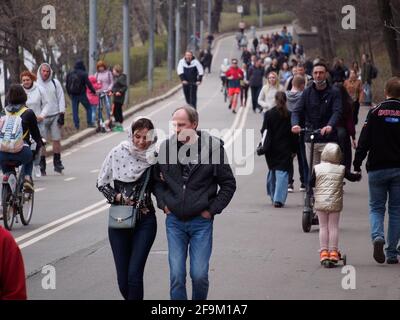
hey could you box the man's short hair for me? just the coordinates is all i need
[173,105,199,125]
[313,62,328,72]
[292,75,306,88]
[385,77,400,99]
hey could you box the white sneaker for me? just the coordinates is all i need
[34,165,42,178]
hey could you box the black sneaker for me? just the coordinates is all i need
[373,238,386,264]
[299,184,306,192]
[274,202,283,208]
[386,257,398,264]
[288,184,294,193]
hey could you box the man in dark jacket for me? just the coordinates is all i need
[177,52,204,109]
[66,60,96,129]
[353,77,400,265]
[248,58,264,113]
[153,105,236,300]
[291,63,343,167]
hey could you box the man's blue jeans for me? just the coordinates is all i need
[363,83,372,105]
[267,170,289,205]
[71,93,93,129]
[166,213,213,300]
[368,168,400,259]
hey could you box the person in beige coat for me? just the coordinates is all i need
[312,143,346,267]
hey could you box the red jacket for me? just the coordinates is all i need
[225,67,244,88]
[0,227,27,300]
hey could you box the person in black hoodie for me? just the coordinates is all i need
[353,77,400,265]
[177,52,204,109]
[66,60,96,130]
[111,64,127,132]
[248,58,264,112]
[262,92,297,208]
[153,105,236,300]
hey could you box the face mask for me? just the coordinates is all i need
[314,79,326,86]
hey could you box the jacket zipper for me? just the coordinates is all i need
[180,183,186,219]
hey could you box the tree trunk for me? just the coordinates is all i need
[211,0,223,33]
[241,0,251,16]
[133,0,149,44]
[377,0,400,76]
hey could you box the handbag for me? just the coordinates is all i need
[256,129,268,156]
[108,168,151,229]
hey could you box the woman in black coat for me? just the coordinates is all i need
[261,91,297,207]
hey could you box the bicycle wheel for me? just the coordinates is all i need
[20,190,34,226]
[2,184,15,230]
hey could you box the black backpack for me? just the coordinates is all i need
[371,65,378,79]
[67,71,83,95]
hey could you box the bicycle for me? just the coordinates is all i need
[2,162,34,230]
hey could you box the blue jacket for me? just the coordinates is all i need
[291,82,342,143]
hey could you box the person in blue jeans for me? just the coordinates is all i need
[66,60,97,130]
[153,105,236,300]
[354,77,400,264]
[97,117,158,299]
[262,92,297,208]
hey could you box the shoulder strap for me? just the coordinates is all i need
[135,168,151,209]
[6,106,28,117]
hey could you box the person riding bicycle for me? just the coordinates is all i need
[291,62,343,168]
[225,58,244,114]
[0,85,43,193]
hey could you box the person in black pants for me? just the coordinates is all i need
[248,58,264,112]
[177,51,204,109]
[111,64,128,132]
[97,118,158,300]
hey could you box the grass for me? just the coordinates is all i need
[219,11,295,33]
[62,63,180,137]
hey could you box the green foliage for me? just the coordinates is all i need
[105,35,168,85]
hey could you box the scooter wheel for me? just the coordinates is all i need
[302,211,312,233]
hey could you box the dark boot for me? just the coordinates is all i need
[40,156,47,176]
[53,153,64,174]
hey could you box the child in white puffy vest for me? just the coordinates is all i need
[312,143,347,267]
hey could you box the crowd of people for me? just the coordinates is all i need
[1,22,399,301]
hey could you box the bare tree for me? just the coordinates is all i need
[378,0,400,75]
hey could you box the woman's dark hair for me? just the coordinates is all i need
[275,91,289,118]
[7,84,27,105]
[131,118,154,134]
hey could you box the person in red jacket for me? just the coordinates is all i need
[225,59,244,114]
[0,226,27,300]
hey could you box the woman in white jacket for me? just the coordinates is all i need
[21,70,46,178]
[258,71,284,113]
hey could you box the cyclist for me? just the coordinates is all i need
[0,85,43,193]
[225,58,244,114]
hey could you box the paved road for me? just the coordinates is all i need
[11,25,400,300]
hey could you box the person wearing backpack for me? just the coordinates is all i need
[66,60,97,130]
[0,85,42,192]
[36,63,66,175]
